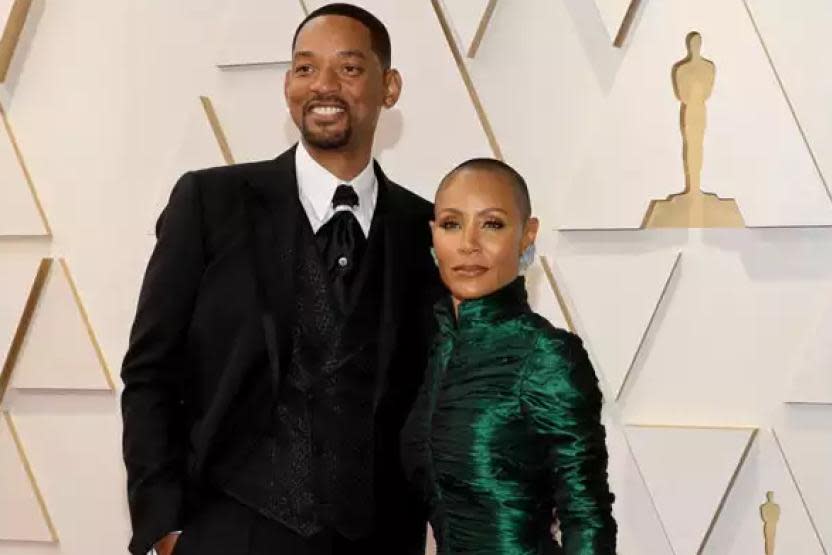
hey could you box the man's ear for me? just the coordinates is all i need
[284,67,291,101]
[383,68,403,109]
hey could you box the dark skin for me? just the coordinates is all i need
[432,168,539,316]
[154,14,403,555]
[284,14,403,181]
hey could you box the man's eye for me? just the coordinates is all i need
[483,219,505,229]
[295,65,313,75]
[343,65,364,75]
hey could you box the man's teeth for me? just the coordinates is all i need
[311,106,345,115]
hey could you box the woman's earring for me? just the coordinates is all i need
[519,243,536,274]
[430,247,439,267]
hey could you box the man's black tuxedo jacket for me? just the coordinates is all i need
[121,146,440,555]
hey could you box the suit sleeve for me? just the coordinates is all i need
[121,173,205,555]
[520,331,617,555]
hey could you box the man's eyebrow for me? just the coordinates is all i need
[293,50,314,59]
[337,50,366,59]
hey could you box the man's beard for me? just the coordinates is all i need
[300,114,352,150]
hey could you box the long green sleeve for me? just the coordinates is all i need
[520,331,617,555]
[401,277,617,554]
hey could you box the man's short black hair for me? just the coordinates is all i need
[292,3,392,70]
[440,158,532,220]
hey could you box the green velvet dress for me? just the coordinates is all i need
[401,277,616,555]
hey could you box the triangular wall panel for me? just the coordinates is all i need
[560,0,832,229]
[148,95,232,232]
[0,257,49,404]
[593,0,638,45]
[0,411,56,542]
[774,427,832,552]
[626,425,756,555]
[787,295,832,404]
[0,106,49,236]
[606,419,674,554]
[556,250,681,399]
[10,259,113,391]
[526,256,569,333]
[215,0,306,67]
[703,430,826,554]
[439,0,497,58]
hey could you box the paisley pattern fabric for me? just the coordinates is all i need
[401,277,616,554]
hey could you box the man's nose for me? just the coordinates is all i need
[310,67,340,95]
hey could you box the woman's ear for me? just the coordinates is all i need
[521,217,540,251]
[429,220,435,233]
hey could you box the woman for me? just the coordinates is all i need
[401,159,617,554]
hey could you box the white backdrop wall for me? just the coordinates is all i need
[1,1,831,554]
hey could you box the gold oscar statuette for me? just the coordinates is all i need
[760,491,780,555]
[642,31,745,228]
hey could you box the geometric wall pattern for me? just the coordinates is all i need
[2,0,832,554]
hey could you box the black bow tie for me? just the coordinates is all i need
[332,184,359,209]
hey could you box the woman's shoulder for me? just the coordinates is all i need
[519,312,585,355]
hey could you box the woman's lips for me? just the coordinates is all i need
[452,265,488,278]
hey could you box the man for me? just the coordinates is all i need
[121,4,441,554]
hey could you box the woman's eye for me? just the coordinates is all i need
[439,220,461,230]
[483,219,505,229]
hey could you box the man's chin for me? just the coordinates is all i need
[302,131,351,151]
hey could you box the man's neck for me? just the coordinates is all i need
[302,140,373,182]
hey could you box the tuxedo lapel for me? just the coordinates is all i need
[243,146,300,396]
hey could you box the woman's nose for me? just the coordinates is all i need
[458,225,480,253]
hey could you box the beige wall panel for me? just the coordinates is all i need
[438,0,495,58]
[209,66,297,163]
[0,412,54,542]
[621,230,832,425]
[10,260,112,391]
[605,419,674,554]
[0,107,47,236]
[703,430,825,554]
[593,0,636,44]
[776,421,832,551]
[215,0,305,67]
[787,295,832,404]
[556,249,681,400]
[559,0,832,229]
[147,96,230,232]
[746,0,832,204]
[525,258,569,332]
[465,0,613,229]
[626,425,756,555]
[1,405,131,554]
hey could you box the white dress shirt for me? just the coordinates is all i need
[149,144,378,555]
[295,140,378,236]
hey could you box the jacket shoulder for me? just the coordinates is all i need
[385,179,434,219]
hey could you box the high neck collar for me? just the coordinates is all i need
[435,277,530,332]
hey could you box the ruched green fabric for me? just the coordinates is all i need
[401,277,616,555]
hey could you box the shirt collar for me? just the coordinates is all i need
[295,141,377,225]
